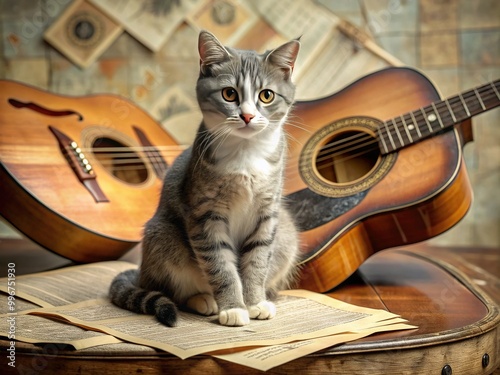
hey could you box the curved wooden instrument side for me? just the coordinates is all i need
[0,81,180,261]
[286,68,474,292]
[0,164,136,262]
[297,159,473,291]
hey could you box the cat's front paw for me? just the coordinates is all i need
[219,308,249,326]
[248,301,276,320]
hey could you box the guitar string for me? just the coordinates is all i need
[71,93,498,175]
[298,82,498,161]
[61,83,499,173]
[302,85,499,170]
[379,84,497,146]
[311,91,496,170]
[71,83,500,166]
[377,84,498,149]
[379,82,498,143]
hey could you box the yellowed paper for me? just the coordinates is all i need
[0,293,40,315]
[213,322,417,371]
[27,289,406,360]
[0,314,122,350]
[0,261,137,308]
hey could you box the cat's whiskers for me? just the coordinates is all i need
[284,131,302,148]
[210,125,234,162]
[194,122,231,172]
[284,116,313,134]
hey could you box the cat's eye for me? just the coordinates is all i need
[259,89,275,104]
[222,87,238,102]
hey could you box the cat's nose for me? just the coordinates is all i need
[240,113,255,124]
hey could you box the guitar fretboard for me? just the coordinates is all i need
[377,79,500,154]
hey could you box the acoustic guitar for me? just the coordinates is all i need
[0,68,498,292]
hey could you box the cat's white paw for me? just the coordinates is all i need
[219,308,249,326]
[248,301,276,320]
[186,293,218,316]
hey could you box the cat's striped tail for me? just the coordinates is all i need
[109,269,178,327]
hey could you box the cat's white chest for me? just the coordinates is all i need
[226,175,259,246]
[225,153,272,177]
[223,168,272,247]
[215,132,279,177]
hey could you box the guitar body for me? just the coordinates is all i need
[288,68,474,292]
[0,81,180,262]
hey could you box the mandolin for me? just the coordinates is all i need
[0,81,184,262]
[1,67,498,292]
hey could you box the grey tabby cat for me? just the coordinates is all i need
[109,30,300,327]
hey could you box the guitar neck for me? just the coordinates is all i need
[378,79,500,154]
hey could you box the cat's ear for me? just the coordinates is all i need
[198,31,231,75]
[265,38,300,78]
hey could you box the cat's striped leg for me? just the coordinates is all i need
[240,213,278,320]
[190,214,249,326]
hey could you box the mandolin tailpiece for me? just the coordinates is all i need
[48,125,109,203]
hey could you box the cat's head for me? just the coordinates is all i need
[196,30,300,140]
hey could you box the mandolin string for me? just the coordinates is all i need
[61,144,187,173]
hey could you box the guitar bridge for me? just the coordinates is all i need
[48,126,109,203]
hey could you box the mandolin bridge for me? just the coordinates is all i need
[48,126,109,203]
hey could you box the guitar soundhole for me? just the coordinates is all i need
[299,116,396,198]
[315,130,380,184]
[92,137,148,185]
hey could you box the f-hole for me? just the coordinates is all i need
[8,98,83,120]
[315,130,380,184]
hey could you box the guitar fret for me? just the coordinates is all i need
[472,89,486,110]
[383,121,396,150]
[450,95,471,121]
[420,107,434,133]
[458,93,471,116]
[377,126,389,154]
[409,111,422,138]
[391,119,404,147]
[394,117,410,145]
[491,82,500,100]
[400,115,413,143]
[431,103,444,128]
[444,99,457,122]
[375,78,498,155]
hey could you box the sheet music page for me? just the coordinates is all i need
[0,262,416,369]
[213,321,416,371]
[0,313,122,350]
[0,261,137,307]
[25,289,408,359]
